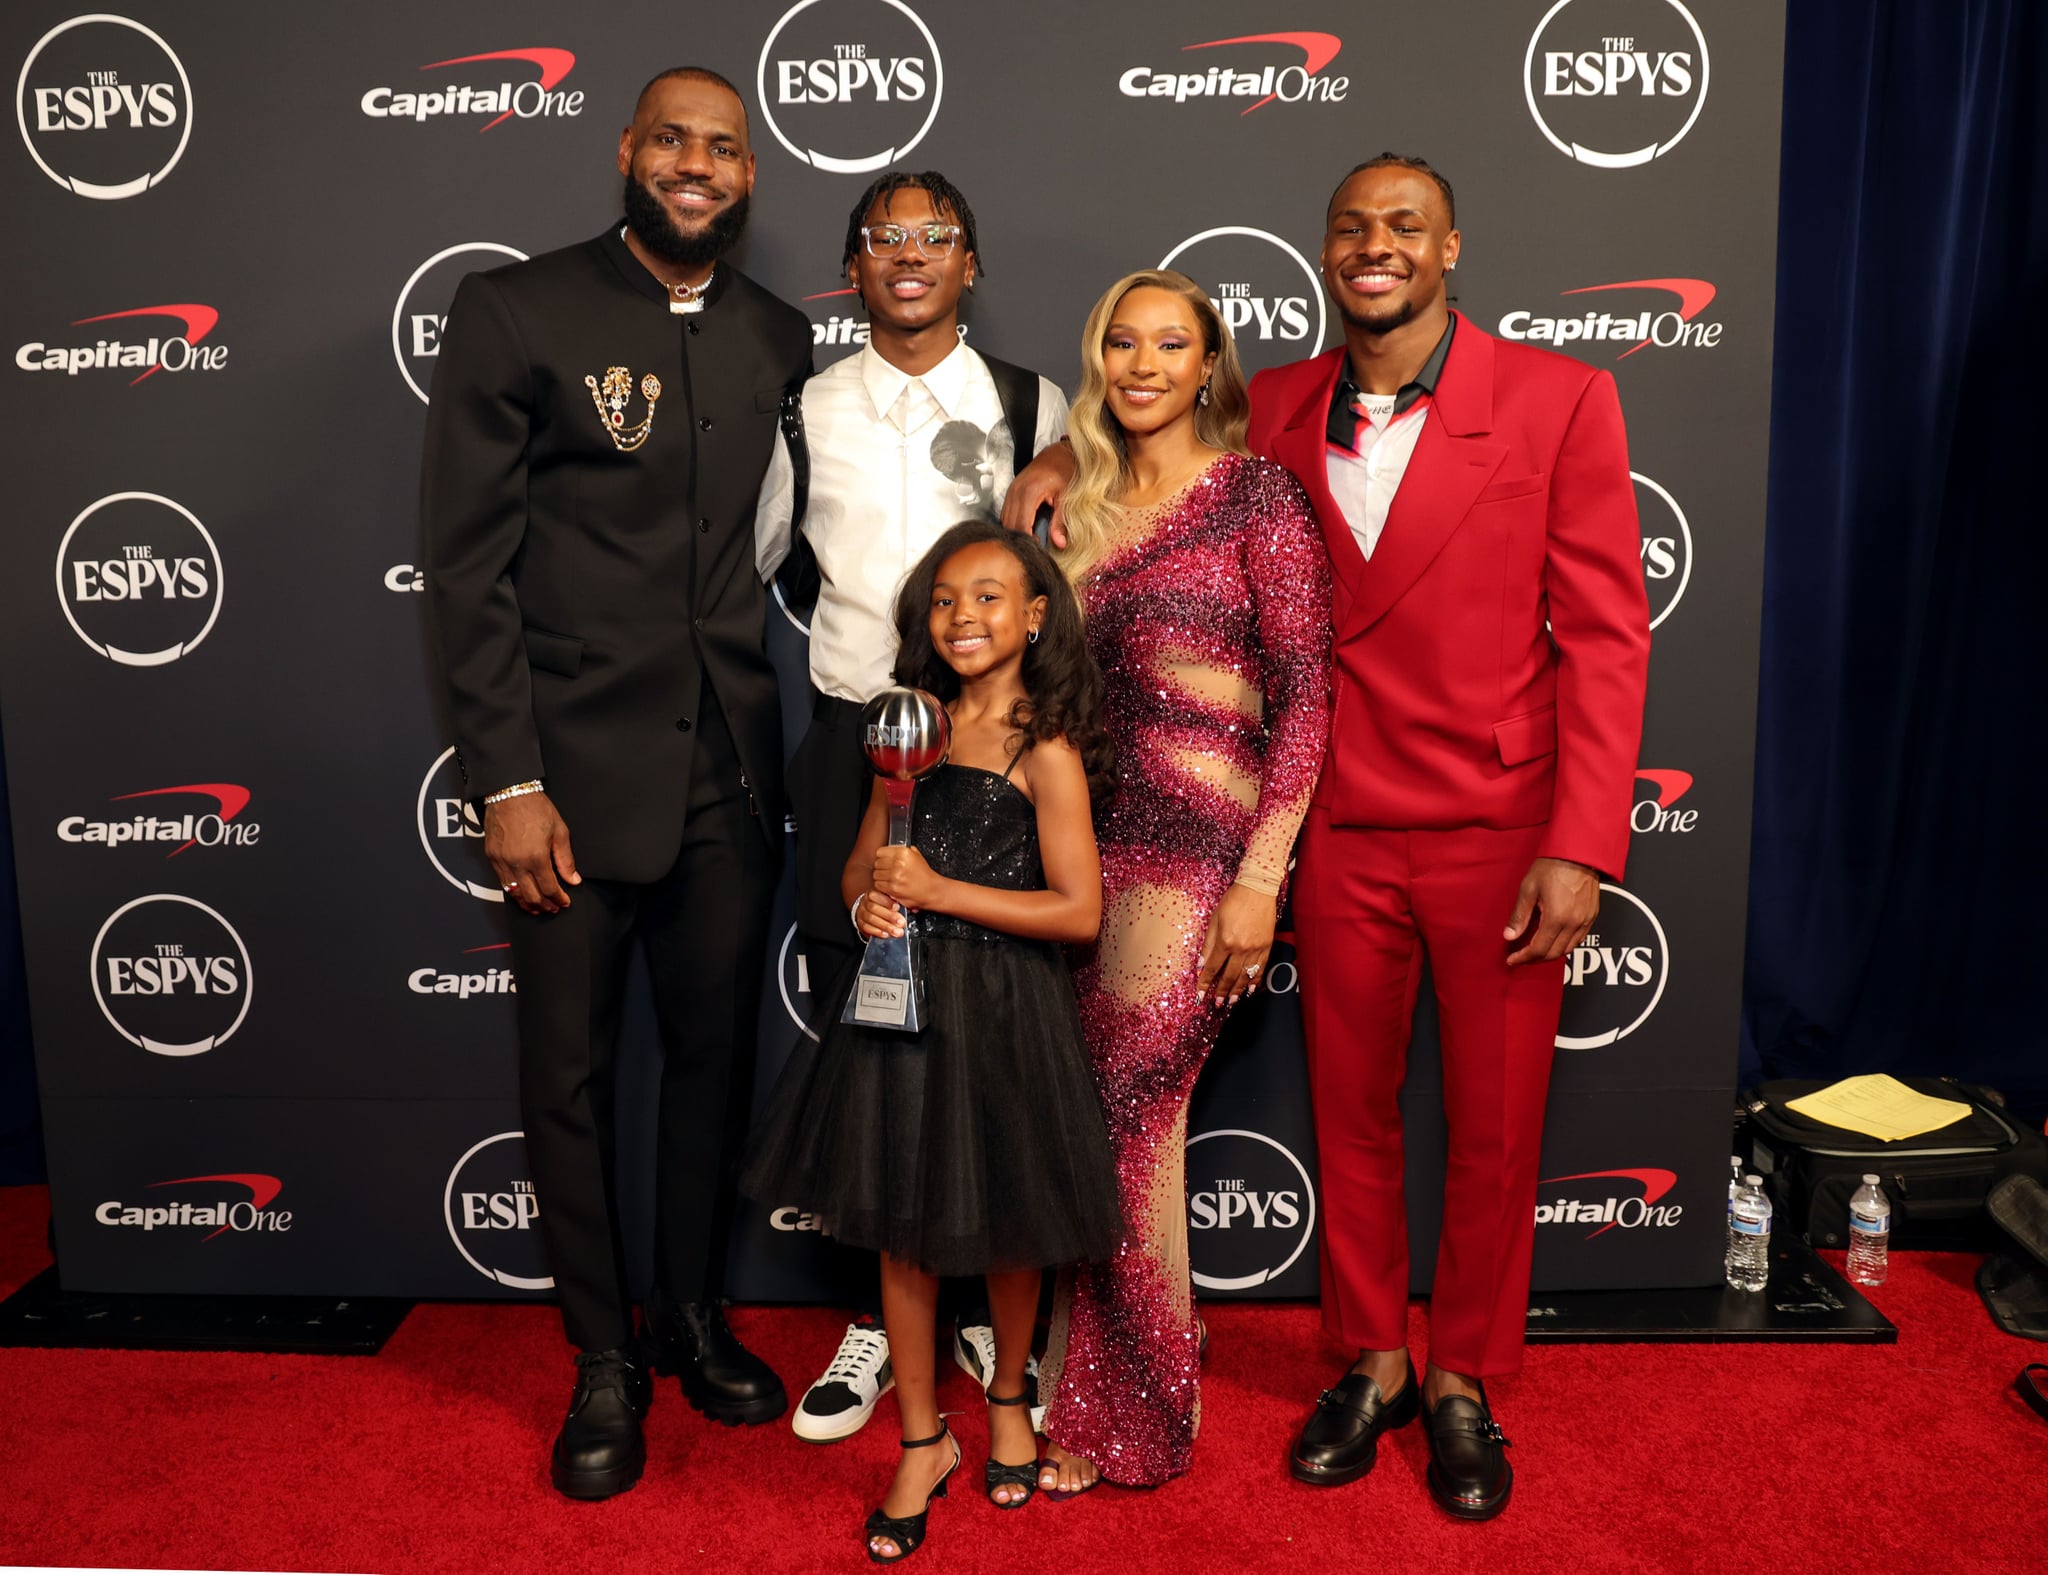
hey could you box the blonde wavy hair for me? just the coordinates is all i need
[1058,269,1251,579]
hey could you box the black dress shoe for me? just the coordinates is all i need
[643,1294,787,1426]
[550,1347,649,1500]
[1423,1383,1513,1520]
[1289,1358,1420,1486]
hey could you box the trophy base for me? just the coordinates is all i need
[842,931,925,1033]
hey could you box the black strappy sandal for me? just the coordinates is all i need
[864,1425,959,1564]
[984,1391,1039,1509]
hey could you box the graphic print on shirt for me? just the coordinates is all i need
[927,417,1012,520]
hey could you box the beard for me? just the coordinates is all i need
[622,173,751,268]
[1340,296,1416,337]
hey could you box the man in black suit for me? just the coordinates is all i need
[422,67,810,1500]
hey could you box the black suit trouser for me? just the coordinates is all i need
[506,707,773,1352]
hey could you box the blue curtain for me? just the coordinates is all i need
[1743,0,2048,1107]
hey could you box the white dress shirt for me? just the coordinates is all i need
[1325,393,1430,561]
[755,340,1068,702]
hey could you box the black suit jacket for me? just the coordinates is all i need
[422,228,811,880]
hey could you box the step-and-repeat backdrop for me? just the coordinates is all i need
[2,2,1782,1303]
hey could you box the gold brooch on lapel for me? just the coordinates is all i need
[585,366,662,452]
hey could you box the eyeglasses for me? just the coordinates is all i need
[861,222,964,260]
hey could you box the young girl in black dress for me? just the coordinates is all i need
[744,520,1122,1563]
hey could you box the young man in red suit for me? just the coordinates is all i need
[1006,154,1649,1521]
[1259,155,1649,1520]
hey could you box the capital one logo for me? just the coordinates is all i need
[392,242,527,403]
[1186,1129,1316,1291]
[1633,470,1692,629]
[757,0,942,174]
[1634,770,1699,835]
[16,14,192,198]
[95,1174,290,1239]
[1498,279,1722,360]
[91,894,252,1056]
[1556,882,1669,1050]
[1158,228,1327,379]
[409,941,517,1000]
[1119,32,1348,113]
[418,746,502,902]
[1524,0,1709,168]
[1534,1168,1683,1236]
[444,1133,551,1289]
[361,48,583,131]
[17,303,226,384]
[59,782,258,857]
[56,492,222,666]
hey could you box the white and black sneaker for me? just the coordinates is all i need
[953,1320,1045,1433]
[792,1319,893,1443]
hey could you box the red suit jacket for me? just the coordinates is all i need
[1248,312,1650,879]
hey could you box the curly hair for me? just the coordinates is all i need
[891,520,1116,803]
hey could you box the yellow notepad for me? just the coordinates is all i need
[1784,1074,1974,1142]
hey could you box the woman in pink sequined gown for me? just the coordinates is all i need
[1037,271,1331,1490]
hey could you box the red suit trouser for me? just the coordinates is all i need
[1295,810,1566,1378]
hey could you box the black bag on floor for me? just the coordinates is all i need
[1739,1077,2048,1250]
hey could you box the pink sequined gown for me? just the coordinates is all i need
[1039,451,1331,1485]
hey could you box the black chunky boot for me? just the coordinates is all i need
[642,1293,787,1425]
[550,1347,651,1500]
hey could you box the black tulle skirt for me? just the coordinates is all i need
[742,934,1124,1278]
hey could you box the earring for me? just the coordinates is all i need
[1198,381,1212,407]
[1028,627,1040,644]
[1447,260,1457,271]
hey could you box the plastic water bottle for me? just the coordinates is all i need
[1846,1174,1890,1286]
[1726,1174,1771,1292]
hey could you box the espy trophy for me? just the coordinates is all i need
[843,687,951,1032]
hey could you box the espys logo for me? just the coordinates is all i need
[56,492,222,666]
[1119,31,1347,113]
[1556,882,1669,1051]
[392,242,527,403]
[16,14,191,199]
[59,782,258,857]
[1497,279,1722,360]
[1524,0,1709,168]
[409,941,516,1000]
[1634,770,1697,835]
[95,1174,290,1239]
[757,0,942,175]
[1186,1129,1316,1291]
[1158,228,1327,379]
[778,921,821,1042]
[17,303,225,384]
[361,48,582,131]
[417,746,502,902]
[1534,1168,1683,1236]
[444,1133,551,1289]
[1633,470,1692,629]
[90,894,252,1057]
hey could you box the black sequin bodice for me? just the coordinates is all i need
[909,764,1041,943]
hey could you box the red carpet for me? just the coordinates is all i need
[0,1183,2041,1574]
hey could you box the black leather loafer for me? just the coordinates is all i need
[550,1347,650,1500]
[1423,1384,1513,1520]
[1289,1358,1420,1486]
[643,1294,787,1425]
